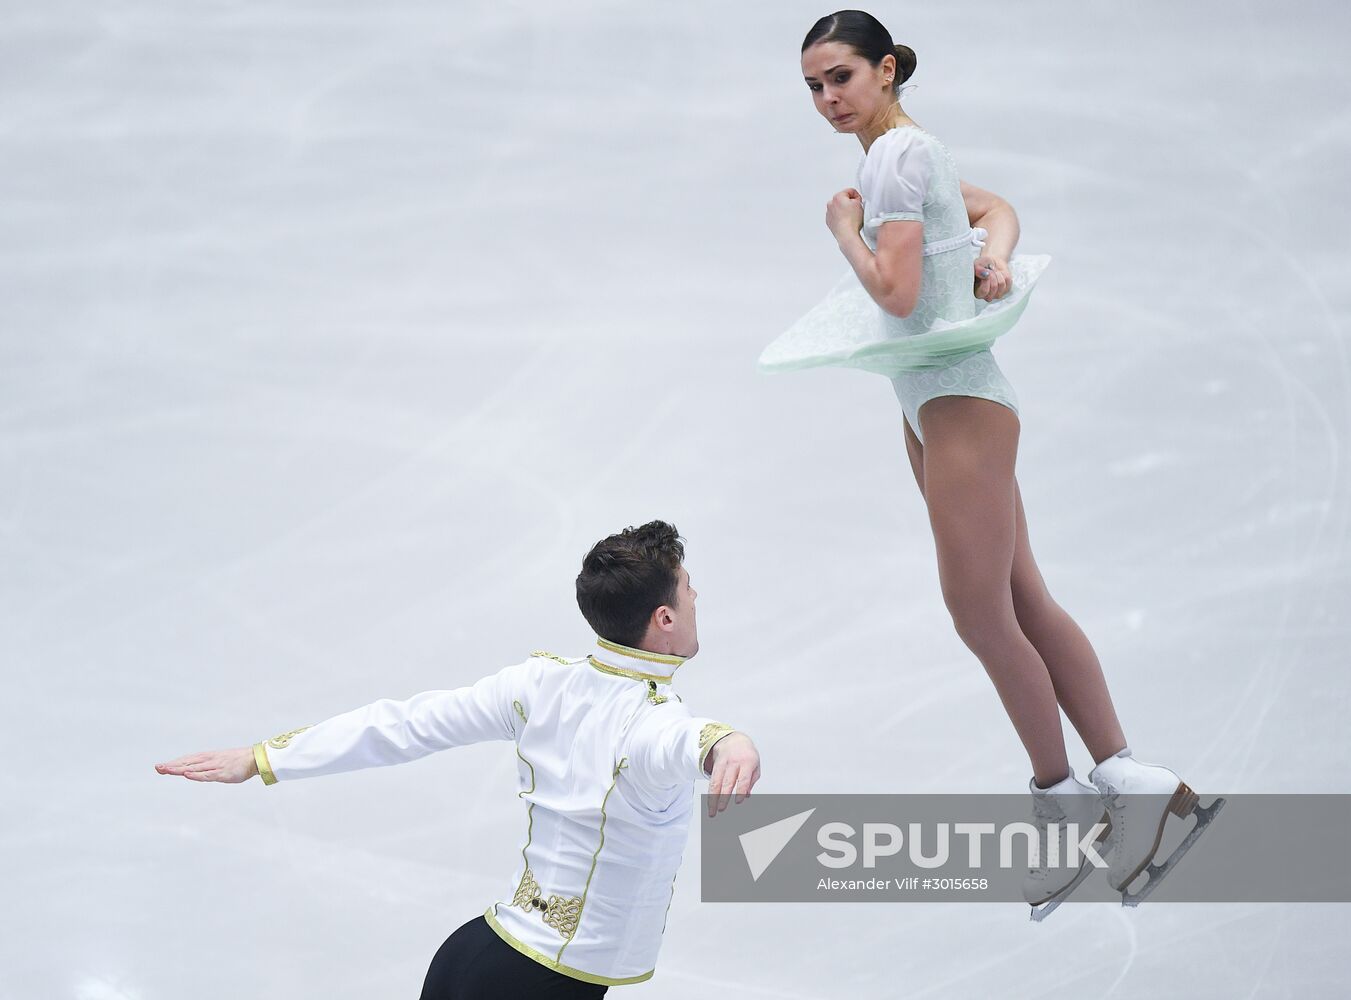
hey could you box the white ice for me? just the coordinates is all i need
[3,1,1349,997]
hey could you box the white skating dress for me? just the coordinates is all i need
[757,125,1052,444]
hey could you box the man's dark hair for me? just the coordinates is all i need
[576,520,685,648]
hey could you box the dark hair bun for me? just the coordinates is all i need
[893,43,917,85]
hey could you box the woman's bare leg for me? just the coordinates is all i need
[915,397,1070,787]
[1007,478,1128,764]
[904,411,1129,769]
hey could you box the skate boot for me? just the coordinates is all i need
[1024,769,1112,922]
[1088,748,1226,907]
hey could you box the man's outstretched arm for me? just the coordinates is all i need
[156,660,534,785]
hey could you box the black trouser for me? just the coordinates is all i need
[420,915,609,999]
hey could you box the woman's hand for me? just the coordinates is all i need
[156,747,257,783]
[973,254,1011,302]
[826,188,865,243]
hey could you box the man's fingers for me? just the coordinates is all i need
[707,753,763,816]
[715,764,741,814]
[175,756,225,778]
[716,767,735,814]
[708,759,728,817]
[733,764,755,802]
[161,752,209,769]
[158,750,246,782]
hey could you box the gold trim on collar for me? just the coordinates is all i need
[587,655,673,685]
[595,636,686,667]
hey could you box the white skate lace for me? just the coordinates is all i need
[1096,786,1123,815]
[1028,795,1066,876]
[1096,786,1125,853]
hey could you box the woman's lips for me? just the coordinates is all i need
[835,113,854,123]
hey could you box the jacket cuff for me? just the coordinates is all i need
[697,723,736,774]
[253,742,277,785]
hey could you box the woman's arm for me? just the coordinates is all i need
[828,189,921,318]
[961,180,1020,259]
[961,180,1019,301]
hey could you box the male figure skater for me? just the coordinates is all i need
[156,520,760,998]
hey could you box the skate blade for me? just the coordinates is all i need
[1120,796,1226,908]
[1113,782,1200,890]
[1028,867,1089,922]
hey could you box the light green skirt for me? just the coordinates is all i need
[757,253,1052,377]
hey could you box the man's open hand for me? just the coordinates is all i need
[156,748,257,783]
[705,732,760,817]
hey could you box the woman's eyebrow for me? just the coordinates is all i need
[803,65,849,81]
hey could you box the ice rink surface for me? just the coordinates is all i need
[4,1,1349,997]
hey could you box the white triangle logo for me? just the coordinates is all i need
[738,808,816,882]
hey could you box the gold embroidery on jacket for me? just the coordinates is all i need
[513,867,541,908]
[266,726,310,749]
[542,896,582,937]
[646,679,668,705]
[531,650,574,665]
[512,867,583,938]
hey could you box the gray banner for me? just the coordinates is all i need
[699,794,1351,903]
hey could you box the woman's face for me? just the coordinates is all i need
[801,41,894,134]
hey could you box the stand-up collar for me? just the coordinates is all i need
[588,635,687,685]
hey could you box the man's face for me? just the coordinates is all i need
[668,563,699,658]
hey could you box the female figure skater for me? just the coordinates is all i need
[761,10,1222,917]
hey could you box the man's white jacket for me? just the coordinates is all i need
[252,636,736,987]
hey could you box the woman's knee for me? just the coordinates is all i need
[1012,584,1062,636]
[941,587,1022,654]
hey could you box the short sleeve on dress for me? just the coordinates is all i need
[866,133,933,227]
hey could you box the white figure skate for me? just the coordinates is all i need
[1025,769,1112,922]
[1089,749,1226,907]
